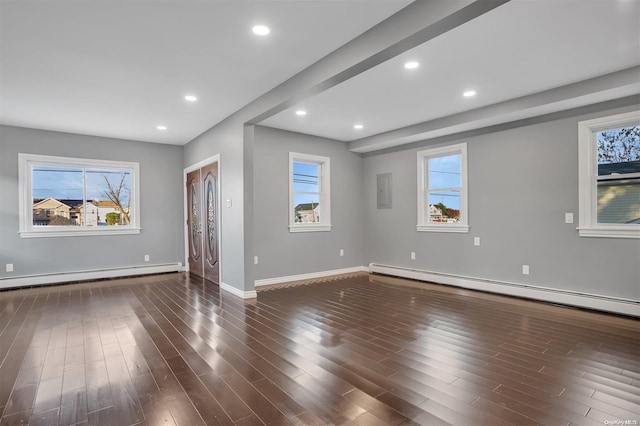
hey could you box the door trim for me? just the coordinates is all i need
[183,154,221,281]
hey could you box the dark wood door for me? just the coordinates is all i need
[201,162,219,283]
[187,169,203,277]
[187,163,219,283]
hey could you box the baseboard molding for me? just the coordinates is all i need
[255,266,368,288]
[0,263,184,290]
[369,263,640,317]
[219,282,258,299]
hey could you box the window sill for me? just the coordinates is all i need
[417,224,469,233]
[578,226,640,239]
[289,224,332,233]
[19,227,142,238]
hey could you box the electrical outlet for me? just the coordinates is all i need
[474,237,480,246]
[6,264,14,272]
[522,265,530,275]
[144,254,150,262]
[411,252,416,260]
[565,212,574,224]
[339,249,344,257]
[254,256,259,265]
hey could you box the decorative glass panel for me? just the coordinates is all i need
[206,178,216,259]
[191,182,199,257]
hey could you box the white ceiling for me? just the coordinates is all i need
[1,0,639,152]
[0,0,410,145]
[262,0,640,148]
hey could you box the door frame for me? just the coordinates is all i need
[183,154,221,280]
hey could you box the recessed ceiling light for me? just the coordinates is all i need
[157,125,167,130]
[354,124,364,129]
[463,90,477,97]
[252,25,270,36]
[296,110,307,116]
[404,61,420,69]
[184,95,198,102]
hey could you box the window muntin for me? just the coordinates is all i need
[417,143,468,233]
[578,111,640,238]
[19,154,140,237]
[289,152,331,232]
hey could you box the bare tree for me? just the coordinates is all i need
[597,127,640,164]
[102,174,131,224]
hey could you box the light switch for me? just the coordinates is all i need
[225,199,232,208]
[565,213,574,224]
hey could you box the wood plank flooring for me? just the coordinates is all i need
[0,272,638,425]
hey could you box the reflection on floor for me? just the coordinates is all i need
[0,272,638,425]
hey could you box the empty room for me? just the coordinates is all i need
[1,0,639,425]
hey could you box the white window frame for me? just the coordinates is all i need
[578,110,640,239]
[417,143,469,233]
[289,152,331,233]
[18,153,141,238]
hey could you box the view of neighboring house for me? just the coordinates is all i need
[428,204,460,223]
[428,204,443,222]
[32,198,124,226]
[32,198,71,226]
[75,201,99,226]
[597,160,640,224]
[96,200,122,224]
[295,202,320,223]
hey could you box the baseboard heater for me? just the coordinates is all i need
[0,262,184,291]
[368,263,639,318]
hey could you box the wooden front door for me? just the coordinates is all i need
[187,162,219,283]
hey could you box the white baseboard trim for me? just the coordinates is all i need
[0,263,184,290]
[255,266,368,288]
[219,282,258,299]
[369,263,640,317]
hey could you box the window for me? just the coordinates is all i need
[578,111,640,238]
[289,152,331,232]
[417,143,468,233]
[19,153,141,237]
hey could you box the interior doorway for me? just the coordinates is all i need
[185,159,219,283]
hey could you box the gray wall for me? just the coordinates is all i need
[0,125,184,279]
[362,103,640,301]
[183,119,248,291]
[252,126,363,280]
[180,1,470,294]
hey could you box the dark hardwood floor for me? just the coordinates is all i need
[0,272,638,426]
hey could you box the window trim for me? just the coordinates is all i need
[416,143,469,233]
[577,110,640,239]
[288,152,331,233]
[18,153,141,238]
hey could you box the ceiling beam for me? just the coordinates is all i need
[245,0,510,126]
[348,66,640,153]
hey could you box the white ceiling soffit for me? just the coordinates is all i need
[0,0,411,145]
[261,0,640,153]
